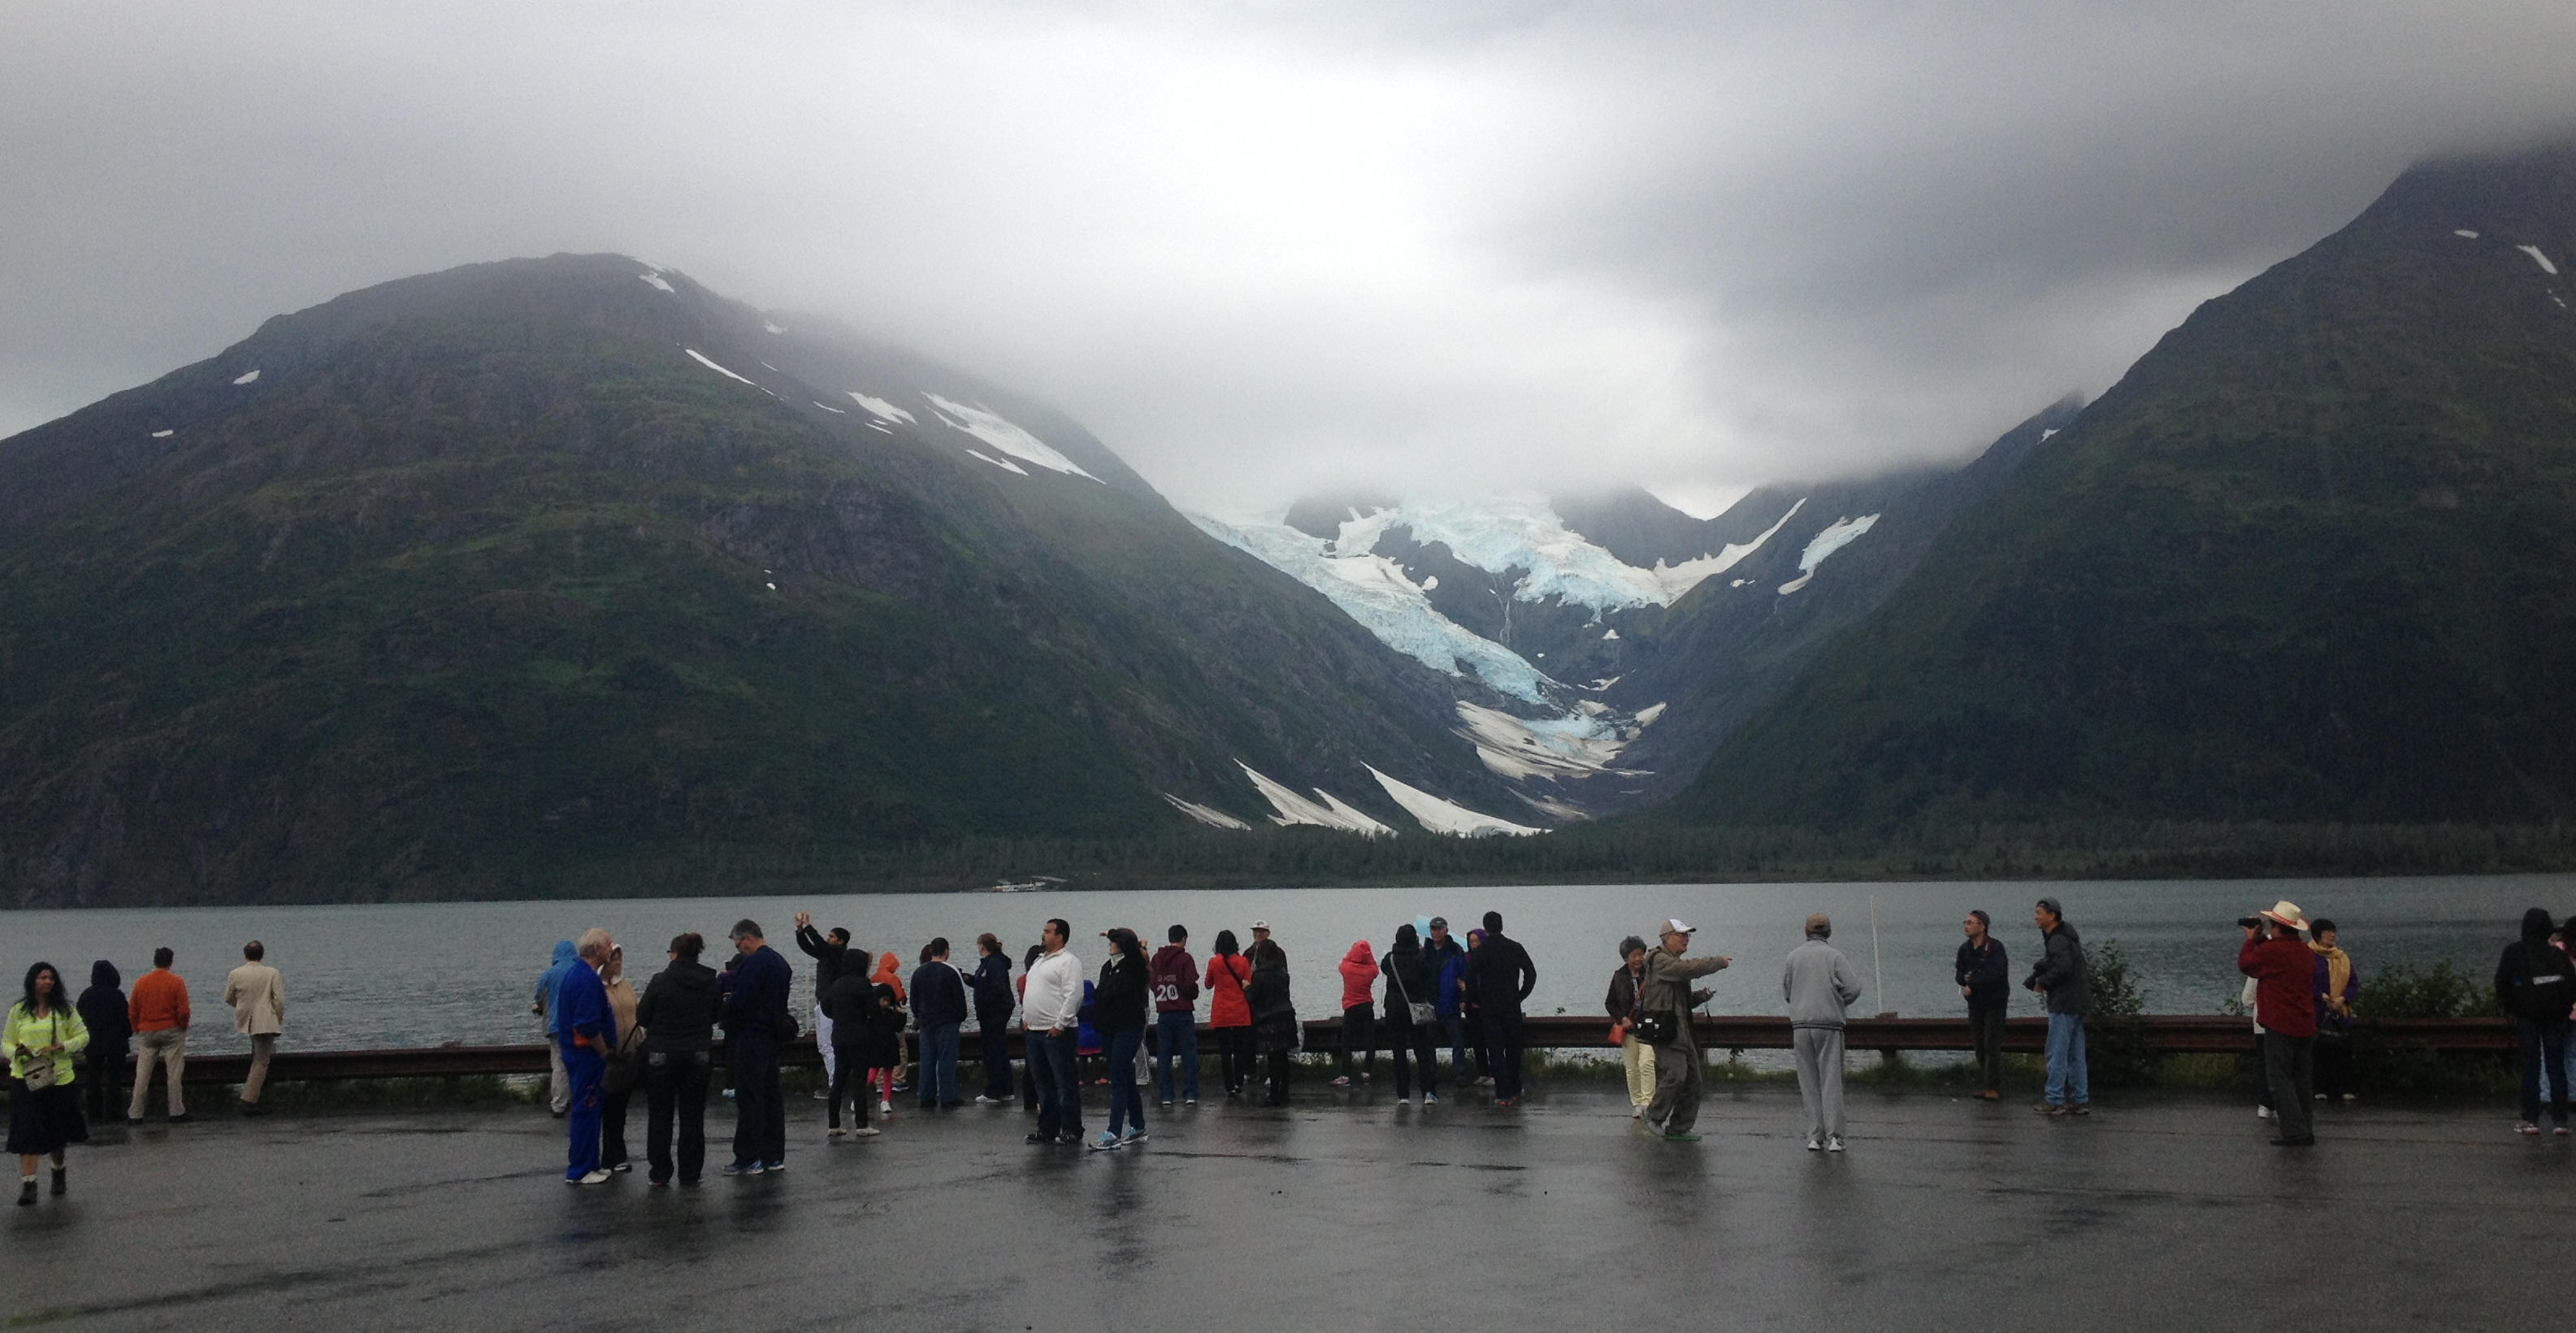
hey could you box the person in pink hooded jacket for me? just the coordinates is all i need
[1334,940,1378,1087]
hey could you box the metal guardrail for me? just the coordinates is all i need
[149,1014,2513,1084]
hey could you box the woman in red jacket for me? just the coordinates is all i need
[1203,931,1252,1099]
[1334,940,1378,1088]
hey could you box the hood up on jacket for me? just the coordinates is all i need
[550,940,579,967]
[1342,941,1377,969]
[89,959,120,989]
[2522,907,2556,944]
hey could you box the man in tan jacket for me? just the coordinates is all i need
[223,941,285,1117]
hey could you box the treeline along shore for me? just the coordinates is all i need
[37,818,2575,907]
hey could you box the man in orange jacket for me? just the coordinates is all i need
[128,946,192,1123]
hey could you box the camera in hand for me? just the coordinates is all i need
[2236,916,2264,929]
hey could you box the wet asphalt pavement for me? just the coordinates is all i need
[8,1077,2572,1331]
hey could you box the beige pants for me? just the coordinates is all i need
[131,1028,188,1118]
[1621,1034,1658,1107]
[242,1033,277,1103]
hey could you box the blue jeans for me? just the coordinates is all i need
[1107,1028,1147,1137]
[2045,1011,2089,1106]
[1155,1011,1200,1102]
[562,1044,603,1179]
[918,1022,961,1107]
[2518,1018,2570,1125]
[1031,1030,1082,1140]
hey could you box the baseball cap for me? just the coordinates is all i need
[1661,918,1696,936]
[1428,916,1448,930]
[1251,920,1271,931]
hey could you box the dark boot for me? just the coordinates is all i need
[15,1179,33,1206]
[50,1166,65,1196]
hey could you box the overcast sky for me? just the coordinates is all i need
[7,2,2575,515]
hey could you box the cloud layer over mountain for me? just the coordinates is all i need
[7,2,2576,510]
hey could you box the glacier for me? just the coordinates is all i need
[1188,514,1556,705]
[1325,494,1793,615]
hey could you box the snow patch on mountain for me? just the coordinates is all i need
[232,369,260,385]
[2455,229,2481,239]
[923,393,1100,481]
[2517,244,2560,276]
[637,271,674,293]
[1365,766,1542,836]
[1189,515,1555,704]
[763,320,785,334]
[811,401,845,414]
[967,449,1030,475]
[1164,794,1251,831]
[848,392,915,423]
[1238,762,1394,836]
[684,349,758,387]
[1778,513,1880,595]
[150,429,174,438]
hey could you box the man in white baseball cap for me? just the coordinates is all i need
[1638,918,1732,1140]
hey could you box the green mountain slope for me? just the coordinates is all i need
[1673,145,2576,827]
[0,255,1513,904]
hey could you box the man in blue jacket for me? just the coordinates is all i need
[557,930,617,1185]
[1426,918,1469,1084]
[533,940,579,1117]
[910,939,969,1109]
[720,919,794,1175]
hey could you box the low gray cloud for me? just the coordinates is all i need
[6,2,2574,513]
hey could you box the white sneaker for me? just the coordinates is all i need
[2256,1105,2274,1119]
[1396,1096,1412,1105]
[1806,1135,1822,1152]
[1330,1076,1351,1087]
[851,1127,881,1137]
[571,1169,612,1186]
[974,1096,1000,1105]
[1826,1135,1845,1153]
[1089,1131,1123,1152]
[1631,1105,1644,1119]
[880,1100,892,1114]
[826,1127,846,1139]
[1423,1093,1438,1105]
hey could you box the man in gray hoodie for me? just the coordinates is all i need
[1783,914,1862,1153]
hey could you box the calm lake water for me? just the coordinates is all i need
[5,875,2569,1056]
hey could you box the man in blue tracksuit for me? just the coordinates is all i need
[721,919,795,1175]
[534,940,579,1116]
[557,930,616,1184]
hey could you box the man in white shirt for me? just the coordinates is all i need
[223,941,285,1118]
[1020,918,1085,1145]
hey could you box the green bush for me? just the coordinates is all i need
[2083,939,2158,1086]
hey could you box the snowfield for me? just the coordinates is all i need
[848,391,915,423]
[1778,513,1880,594]
[683,349,758,387]
[1238,762,1394,836]
[1164,794,1251,831]
[1364,766,1541,836]
[924,393,1101,481]
[1452,700,1653,783]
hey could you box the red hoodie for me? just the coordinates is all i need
[1151,944,1200,1014]
[1338,941,1377,1012]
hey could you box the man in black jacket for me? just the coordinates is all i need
[2495,907,2574,1135]
[1467,911,1538,1105]
[1956,911,2010,1101]
[910,940,970,1109]
[635,932,719,1186]
[793,913,856,1096]
[719,919,795,1175]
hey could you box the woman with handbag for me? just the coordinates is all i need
[1380,924,1441,1105]
[1204,931,1253,1099]
[9,962,90,1206]
[598,944,644,1173]
[1605,936,1658,1120]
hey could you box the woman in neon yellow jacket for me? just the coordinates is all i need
[8,961,91,1206]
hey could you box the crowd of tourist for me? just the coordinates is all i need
[10,899,2576,1202]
